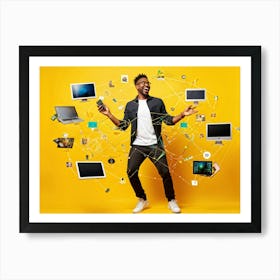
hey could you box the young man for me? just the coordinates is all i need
[97,74,197,213]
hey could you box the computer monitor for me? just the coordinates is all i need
[185,88,206,102]
[76,161,106,179]
[70,82,96,101]
[206,122,232,144]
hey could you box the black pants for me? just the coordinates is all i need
[127,145,175,201]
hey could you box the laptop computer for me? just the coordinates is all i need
[55,106,83,124]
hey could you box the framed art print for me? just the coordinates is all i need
[19,46,261,233]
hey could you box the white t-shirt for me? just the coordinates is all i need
[133,99,157,146]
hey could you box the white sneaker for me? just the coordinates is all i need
[168,199,181,213]
[133,198,149,213]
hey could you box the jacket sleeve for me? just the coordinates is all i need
[118,103,131,130]
[160,99,175,126]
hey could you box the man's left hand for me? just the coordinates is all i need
[183,105,198,116]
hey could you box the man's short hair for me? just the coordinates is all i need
[134,73,148,85]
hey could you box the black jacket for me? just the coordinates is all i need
[118,95,175,147]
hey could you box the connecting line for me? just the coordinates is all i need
[181,124,208,155]
[102,142,119,154]
[104,168,126,180]
[162,74,202,90]
[134,146,170,169]
[190,138,206,154]
[137,171,191,186]
[201,83,222,110]
[163,146,179,158]
[162,79,186,101]
[96,81,112,88]
[164,76,190,85]
[127,145,193,185]
[66,150,77,176]
[215,140,234,167]
[210,136,237,163]
[95,180,109,192]
[161,77,177,92]
[165,136,177,146]
[66,151,72,161]
[127,168,139,179]
[151,112,171,117]
[68,167,77,177]
[151,112,173,125]
[208,144,223,159]
[154,151,166,163]
[96,129,120,154]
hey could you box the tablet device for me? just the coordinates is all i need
[193,161,212,176]
[76,161,106,179]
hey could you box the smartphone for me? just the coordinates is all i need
[96,99,105,110]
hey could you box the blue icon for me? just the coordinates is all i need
[180,122,188,128]
[88,121,97,128]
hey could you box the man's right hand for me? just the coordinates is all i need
[97,103,121,127]
[97,104,110,116]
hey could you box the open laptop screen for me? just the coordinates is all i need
[55,106,78,119]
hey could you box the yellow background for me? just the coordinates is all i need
[40,66,240,214]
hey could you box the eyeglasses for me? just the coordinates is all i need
[136,81,151,86]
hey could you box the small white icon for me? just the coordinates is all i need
[191,180,198,186]
[203,151,211,159]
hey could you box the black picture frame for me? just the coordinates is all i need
[19,45,261,233]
